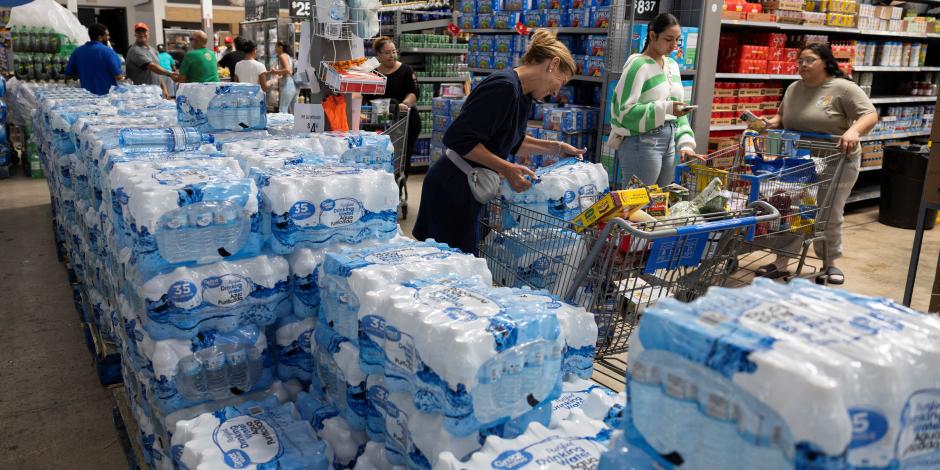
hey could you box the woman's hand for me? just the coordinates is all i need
[398,103,410,112]
[557,142,586,160]
[838,129,861,153]
[501,163,537,193]
[679,148,701,162]
[672,101,691,117]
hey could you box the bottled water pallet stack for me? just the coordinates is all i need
[35,80,605,469]
[599,278,940,470]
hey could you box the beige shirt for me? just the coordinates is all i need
[779,77,876,156]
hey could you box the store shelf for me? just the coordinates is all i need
[400,47,468,54]
[396,19,452,33]
[464,27,607,34]
[859,165,882,172]
[868,95,938,104]
[861,131,931,142]
[847,186,881,204]
[416,105,431,111]
[416,76,466,82]
[720,19,940,39]
[715,73,801,80]
[417,132,432,139]
[680,69,696,76]
[710,124,747,132]
[854,66,922,72]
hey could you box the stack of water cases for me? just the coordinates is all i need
[0,77,10,177]
[36,81,603,469]
[600,278,940,470]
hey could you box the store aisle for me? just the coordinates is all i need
[0,179,124,468]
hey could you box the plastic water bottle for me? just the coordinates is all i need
[199,348,228,398]
[176,356,208,398]
[226,348,249,390]
[118,127,213,154]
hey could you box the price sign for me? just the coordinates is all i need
[632,0,660,20]
[294,103,325,134]
[290,0,311,18]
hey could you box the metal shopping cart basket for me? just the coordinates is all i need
[675,131,847,282]
[478,198,779,382]
[361,105,411,219]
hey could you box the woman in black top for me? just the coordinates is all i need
[412,29,584,254]
[363,36,421,175]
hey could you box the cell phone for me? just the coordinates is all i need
[739,110,767,130]
[680,105,699,111]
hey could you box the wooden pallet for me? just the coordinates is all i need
[111,386,149,470]
[82,296,122,386]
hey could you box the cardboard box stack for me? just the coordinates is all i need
[711,81,783,127]
[718,31,798,75]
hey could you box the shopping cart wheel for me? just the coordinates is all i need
[815,274,827,285]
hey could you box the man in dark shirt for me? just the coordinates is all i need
[218,36,246,79]
[64,23,125,95]
[125,23,176,97]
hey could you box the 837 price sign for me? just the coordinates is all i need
[632,0,660,20]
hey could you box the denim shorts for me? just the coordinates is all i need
[615,121,677,188]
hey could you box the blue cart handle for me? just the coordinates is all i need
[609,201,780,240]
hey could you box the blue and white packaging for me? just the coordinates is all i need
[354,441,404,470]
[129,253,290,340]
[501,158,609,221]
[617,278,940,470]
[550,378,623,428]
[314,321,371,432]
[483,226,587,300]
[107,157,263,280]
[273,317,315,383]
[319,239,492,342]
[171,395,329,469]
[296,390,370,467]
[357,275,567,437]
[257,163,399,254]
[176,82,267,131]
[436,409,614,469]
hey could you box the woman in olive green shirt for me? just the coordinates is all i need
[759,43,878,284]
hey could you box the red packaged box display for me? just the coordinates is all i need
[739,45,770,61]
[735,60,767,74]
[768,33,787,49]
[767,61,789,75]
[784,48,800,61]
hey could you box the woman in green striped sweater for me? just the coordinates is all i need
[606,13,696,188]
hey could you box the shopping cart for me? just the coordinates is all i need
[675,131,847,282]
[478,198,779,382]
[361,104,411,219]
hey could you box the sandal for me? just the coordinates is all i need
[825,266,845,285]
[755,263,790,280]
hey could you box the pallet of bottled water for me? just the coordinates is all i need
[600,278,940,469]
[176,82,267,131]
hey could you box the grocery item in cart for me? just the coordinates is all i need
[176,82,267,131]
[258,163,399,254]
[128,253,290,340]
[319,239,492,341]
[617,278,940,469]
[501,158,609,222]
[272,316,315,383]
[171,395,329,470]
[483,225,588,299]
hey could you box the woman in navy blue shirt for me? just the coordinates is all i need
[413,30,584,254]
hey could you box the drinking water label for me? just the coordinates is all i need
[212,415,282,468]
[152,166,227,186]
[168,280,199,309]
[320,198,365,228]
[363,245,456,265]
[896,390,940,468]
[414,284,502,319]
[202,274,251,307]
[290,201,315,221]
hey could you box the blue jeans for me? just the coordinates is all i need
[279,79,298,114]
[616,121,677,188]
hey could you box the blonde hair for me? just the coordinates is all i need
[522,29,576,76]
[372,36,395,53]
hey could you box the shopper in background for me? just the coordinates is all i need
[157,44,176,72]
[757,43,877,284]
[175,30,219,83]
[64,23,124,95]
[362,36,420,174]
[218,36,233,57]
[233,40,270,92]
[271,41,297,114]
[412,29,585,254]
[607,13,696,188]
[218,37,246,80]
[125,23,175,98]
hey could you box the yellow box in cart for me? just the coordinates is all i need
[572,188,650,232]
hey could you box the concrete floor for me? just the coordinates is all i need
[1,173,937,466]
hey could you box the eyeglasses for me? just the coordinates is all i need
[796,57,819,66]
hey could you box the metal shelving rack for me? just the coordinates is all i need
[697,0,940,203]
